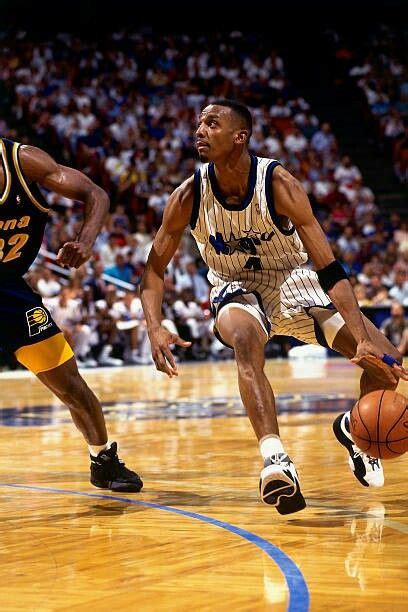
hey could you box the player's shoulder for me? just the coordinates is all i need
[163,175,195,227]
[271,164,297,188]
[175,174,195,204]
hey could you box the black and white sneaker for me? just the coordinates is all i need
[90,442,143,493]
[333,412,384,487]
[259,453,306,514]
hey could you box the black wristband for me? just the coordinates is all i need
[316,260,348,293]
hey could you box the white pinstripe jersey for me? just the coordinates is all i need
[190,156,308,287]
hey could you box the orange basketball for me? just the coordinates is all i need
[350,390,408,459]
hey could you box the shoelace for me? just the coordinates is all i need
[353,448,380,469]
[368,457,380,469]
[269,453,290,466]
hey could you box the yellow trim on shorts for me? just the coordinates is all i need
[15,333,74,374]
[12,143,50,213]
[0,139,11,205]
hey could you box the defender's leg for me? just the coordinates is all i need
[16,335,142,492]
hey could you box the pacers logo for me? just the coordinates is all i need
[26,307,51,336]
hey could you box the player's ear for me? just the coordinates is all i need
[235,129,249,145]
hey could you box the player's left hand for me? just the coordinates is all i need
[351,339,408,383]
[56,241,92,268]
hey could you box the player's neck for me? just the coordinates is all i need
[213,150,252,189]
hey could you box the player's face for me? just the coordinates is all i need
[195,105,246,162]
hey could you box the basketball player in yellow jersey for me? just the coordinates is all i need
[0,137,142,492]
[141,99,407,514]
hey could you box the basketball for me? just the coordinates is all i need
[30,308,47,324]
[350,390,408,459]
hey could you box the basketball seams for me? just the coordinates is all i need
[356,400,371,442]
[351,390,408,458]
[376,390,385,458]
[386,395,408,452]
[352,400,372,452]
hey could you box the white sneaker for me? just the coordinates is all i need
[80,356,98,368]
[98,355,124,367]
[333,412,384,487]
[259,453,306,514]
[98,345,124,367]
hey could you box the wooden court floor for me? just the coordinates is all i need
[0,357,406,611]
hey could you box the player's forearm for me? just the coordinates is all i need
[328,280,370,343]
[77,188,109,248]
[140,268,165,331]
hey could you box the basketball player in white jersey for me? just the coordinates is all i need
[141,100,407,514]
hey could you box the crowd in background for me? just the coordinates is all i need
[0,29,407,368]
[328,23,408,184]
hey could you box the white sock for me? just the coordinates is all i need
[259,434,285,460]
[89,441,111,457]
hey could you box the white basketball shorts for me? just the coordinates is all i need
[210,267,344,347]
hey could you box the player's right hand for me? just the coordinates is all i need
[56,241,92,268]
[148,325,191,378]
[352,339,408,383]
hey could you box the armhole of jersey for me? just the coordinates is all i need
[189,169,201,230]
[265,161,295,236]
[0,139,12,204]
[12,143,50,213]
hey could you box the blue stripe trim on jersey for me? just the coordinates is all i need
[208,155,258,211]
[264,161,295,236]
[190,168,201,230]
[305,304,335,349]
[212,287,271,348]
[251,289,272,334]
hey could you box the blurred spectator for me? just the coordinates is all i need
[389,269,408,305]
[284,128,308,154]
[36,268,62,297]
[333,155,362,185]
[380,302,407,347]
[173,288,212,358]
[311,122,336,157]
[354,283,372,307]
[85,261,109,301]
[176,261,209,304]
[105,254,135,284]
[398,327,408,356]
[341,251,362,278]
[99,234,121,270]
[337,225,360,254]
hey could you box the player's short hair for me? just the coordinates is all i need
[210,98,253,137]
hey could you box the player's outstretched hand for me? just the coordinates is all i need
[351,339,408,383]
[148,325,191,378]
[56,241,92,268]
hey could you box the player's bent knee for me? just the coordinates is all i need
[15,333,74,375]
[231,325,263,350]
[216,302,268,347]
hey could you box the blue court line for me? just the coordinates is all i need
[0,482,309,612]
